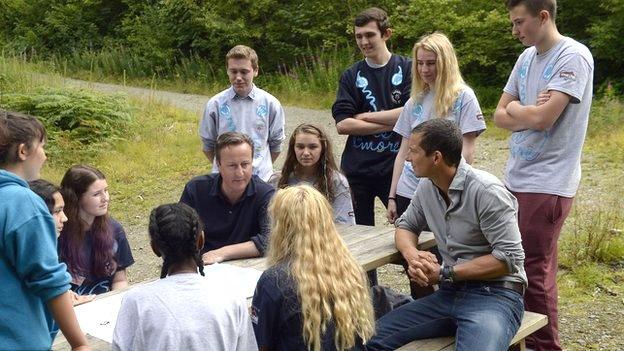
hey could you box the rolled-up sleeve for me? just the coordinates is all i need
[250,188,275,254]
[395,190,427,236]
[477,185,525,274]
[331,72,358,123]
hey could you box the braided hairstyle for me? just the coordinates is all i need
[148,203,204,279]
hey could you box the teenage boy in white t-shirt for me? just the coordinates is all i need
[493,1,594,350]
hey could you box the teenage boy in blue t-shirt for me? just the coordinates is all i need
[332,8,411,268]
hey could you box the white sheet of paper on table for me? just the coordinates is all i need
[202,262,263,299]
[73,291,125,343]
[72,263,262,343]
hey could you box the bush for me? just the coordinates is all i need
[560,205,624,268]
[0,87,133,155]
[587,93,624,138]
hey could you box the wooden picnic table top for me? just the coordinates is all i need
[231,224,436,272]
[52,224,435,351]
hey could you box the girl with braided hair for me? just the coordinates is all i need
[269,123,355,225]
[112,203,257,351]
[251,185,374,351]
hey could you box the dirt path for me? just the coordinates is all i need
[62,79,622,350]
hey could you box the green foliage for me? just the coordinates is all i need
[0,87,133,155]
[587,0,624,90]
[587,94,624,138]
[560,205,624,268]
[394,0,521,87]
[1,0,623,102]
[0,0,125,55]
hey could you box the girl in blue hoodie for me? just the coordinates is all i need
[0,111,89,350]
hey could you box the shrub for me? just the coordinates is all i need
[0,87,133,155]
[560,204,624,268]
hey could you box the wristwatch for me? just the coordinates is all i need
[439,265,455,284]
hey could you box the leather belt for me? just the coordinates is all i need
[441,280,525,296]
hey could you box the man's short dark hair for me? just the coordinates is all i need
[411,119,463,167]
[354,7,390,34]
[506,0,557,21]
[215,132,254,164]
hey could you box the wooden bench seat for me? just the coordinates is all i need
[396,311,547,351]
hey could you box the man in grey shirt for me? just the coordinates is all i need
[366,119,526,351]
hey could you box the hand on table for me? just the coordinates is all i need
[70,291,95,306]
[202,250,225,265]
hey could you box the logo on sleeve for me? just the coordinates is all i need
[559,71,576,82]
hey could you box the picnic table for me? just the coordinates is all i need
[53,224,435,350]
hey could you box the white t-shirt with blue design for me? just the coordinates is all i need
[393,86,486,198]
[503,37,594,197]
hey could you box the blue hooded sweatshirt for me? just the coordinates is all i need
[0,169,72,350]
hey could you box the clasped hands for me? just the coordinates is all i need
[404,249,440,287]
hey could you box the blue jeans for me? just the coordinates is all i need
[365,283,524,351]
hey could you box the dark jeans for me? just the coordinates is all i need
[347,174,392,286]
[512,192,574,351]
[365,283,524,351]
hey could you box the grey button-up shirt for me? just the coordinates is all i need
[396,159,527,286]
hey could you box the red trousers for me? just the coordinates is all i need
[512,192,574,351]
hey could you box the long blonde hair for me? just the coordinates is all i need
[267,185,375,351]
[411,32,465,117]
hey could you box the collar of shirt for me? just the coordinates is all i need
[446,158,470,211]
[207,173,258,204]
[226,84,258,101]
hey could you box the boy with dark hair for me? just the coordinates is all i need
[199,45,285,182]
[332,8,412,282]
[493,1,594,349]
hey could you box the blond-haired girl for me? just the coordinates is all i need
[387,32,486,223]
[251,185,374,351]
